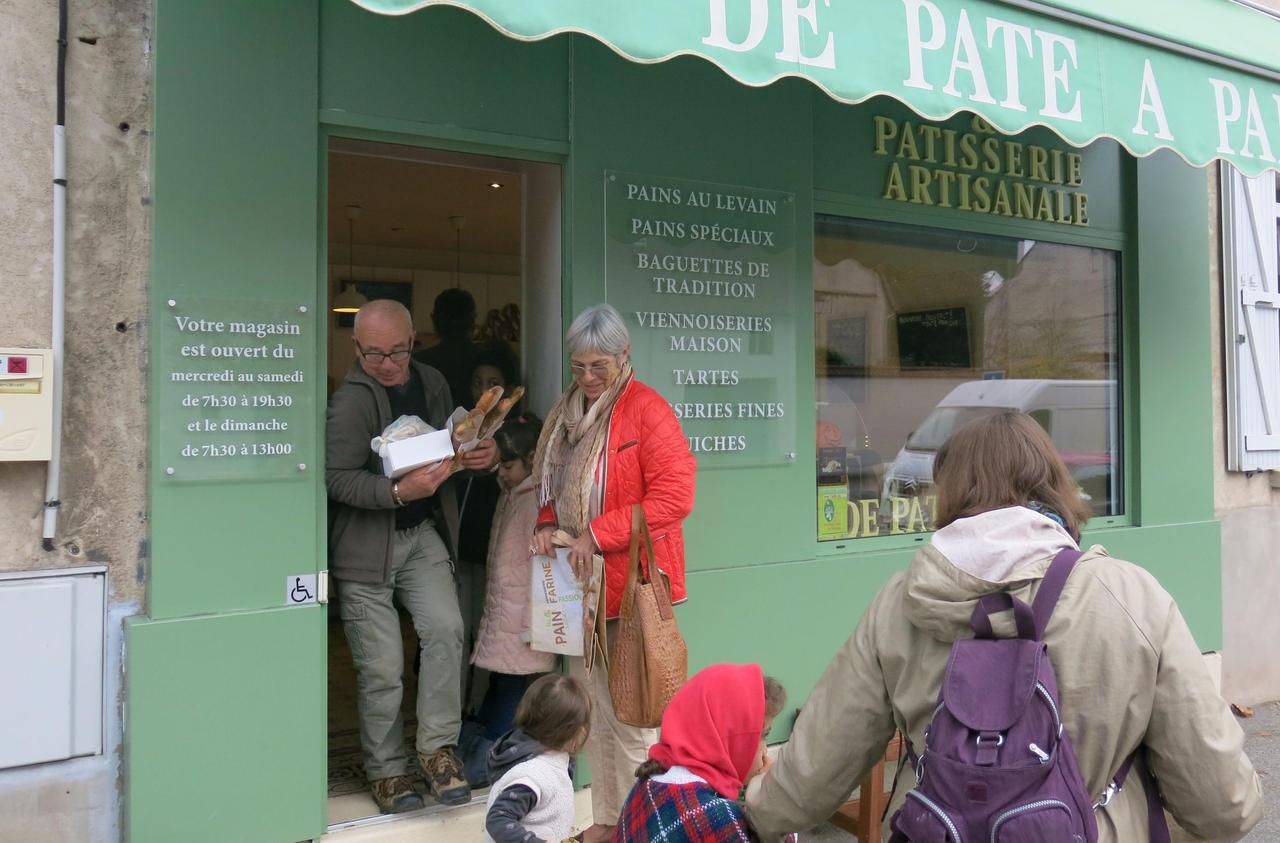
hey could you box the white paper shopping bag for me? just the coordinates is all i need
[529,548,585,656]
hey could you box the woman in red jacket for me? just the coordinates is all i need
[531,303,697,842]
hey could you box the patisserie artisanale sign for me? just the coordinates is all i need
[874,115,1089,226]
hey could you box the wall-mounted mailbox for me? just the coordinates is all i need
[0,347,54,461]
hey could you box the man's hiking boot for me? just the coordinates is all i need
[419,746,472,806]
[369,774,425,814]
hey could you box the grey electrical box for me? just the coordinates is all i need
[0,569,105,769]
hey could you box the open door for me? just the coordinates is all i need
[323,138,561,833]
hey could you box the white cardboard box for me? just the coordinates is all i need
[381,427,455,479]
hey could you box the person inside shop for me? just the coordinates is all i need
[326,299,500,815]
[744,412,1263,843]
[530,303,697,843]
[414,287,480,411]
[458,341,523,578]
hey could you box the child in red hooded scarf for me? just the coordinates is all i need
[612,664,788,843]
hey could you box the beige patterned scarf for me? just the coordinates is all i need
[534,362,634,535]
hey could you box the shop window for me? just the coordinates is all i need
[814,216,1121,541]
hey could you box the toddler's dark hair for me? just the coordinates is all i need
[495,413,542,464]
[516,674,592,752]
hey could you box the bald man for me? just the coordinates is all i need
[326,299,498,814]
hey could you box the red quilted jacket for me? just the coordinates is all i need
[538,378,696,619]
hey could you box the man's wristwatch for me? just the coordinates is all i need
[391,481,406,507]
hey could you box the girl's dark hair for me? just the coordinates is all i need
[495,413,542,464]
[472,340,520,389]
[515,674,592,752]
[933,411,1092,540]
[635,673,787,780]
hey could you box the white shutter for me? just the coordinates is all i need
[1222,165,1280,471]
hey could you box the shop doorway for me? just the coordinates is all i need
[324,138,562,829]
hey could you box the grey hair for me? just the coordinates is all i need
[353,299,413,335]
[566,304,629,357]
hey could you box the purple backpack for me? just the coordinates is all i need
[889,549,1170,843]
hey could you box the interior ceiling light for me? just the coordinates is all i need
[333,204,368,314]
[488,181,503,190]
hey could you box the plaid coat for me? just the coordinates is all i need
[614,778,755,843]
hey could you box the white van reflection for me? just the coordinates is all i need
[880,379,1117,527]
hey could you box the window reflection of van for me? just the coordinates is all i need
[880,379,1118,526]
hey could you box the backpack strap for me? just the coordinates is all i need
[970,547,1082,641]
[1030,547,1083,640]
[1097,748,1172,843]
[971,592,1036,640]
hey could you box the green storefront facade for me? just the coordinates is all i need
[128,2,1238,840]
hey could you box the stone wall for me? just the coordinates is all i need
[0,0,150,839]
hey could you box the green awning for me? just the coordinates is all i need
[352,0,1280,176]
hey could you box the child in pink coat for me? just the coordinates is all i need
[473,415,556,740]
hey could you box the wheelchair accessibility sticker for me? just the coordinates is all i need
[286,574,317,605]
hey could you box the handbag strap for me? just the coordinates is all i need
[627,504,648,583]
[627,504,677,620]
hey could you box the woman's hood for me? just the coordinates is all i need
[903,507,1078,643]
[648,663,764,799]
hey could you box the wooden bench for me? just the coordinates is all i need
[829,733,905,842]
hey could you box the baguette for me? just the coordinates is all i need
[461,408,486,440]
[482,385,525,435]
[452,416,474,441]
[474,384,503,416]
[453,408,485,442]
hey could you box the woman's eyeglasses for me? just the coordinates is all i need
[570,362,613,378]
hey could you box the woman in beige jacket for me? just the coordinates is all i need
[746,412,1262,842]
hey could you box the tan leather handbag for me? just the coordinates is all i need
[608,505,688,728]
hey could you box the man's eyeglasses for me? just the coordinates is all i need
[357,343,411,364]
[570,362,613,378]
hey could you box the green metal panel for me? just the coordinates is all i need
[320,0,570,145]
[1133,150,1217,527]
[150,0,322,620]
[140,2,327,841]
[567,41,818,571]
[126,607,328,843]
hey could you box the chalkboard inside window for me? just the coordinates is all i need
[896,307,970,369]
